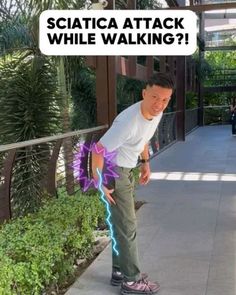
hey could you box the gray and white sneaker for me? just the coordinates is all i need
[121,277,160,294]
[111,271,124,286]
[111,272,148,287]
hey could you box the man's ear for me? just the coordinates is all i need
[142,89,146,99]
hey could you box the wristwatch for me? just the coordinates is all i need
[140,159,149,164]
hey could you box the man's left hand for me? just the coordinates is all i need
[139,163,151,185]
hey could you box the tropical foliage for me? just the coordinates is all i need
[115,0,162,9]
[205,50,236,70]
[200,42,236,124]
[0,54,60,143]
[193,45,236,112]
[71,65,97,130]
[0,0,88,214]
[186,91,198,109]
[0,192,105,295]
[192,51,212,83]
[136,0,162,9]
[0,52,62,215]
[117,75,145,113]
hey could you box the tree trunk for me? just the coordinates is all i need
[57,57,74,195]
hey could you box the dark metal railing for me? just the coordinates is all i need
[186,108,199,134]
[148,109,200,156]
[203,0,236,4]
[149,112,177,156]
[204,105,230,125]
[0,125,108,222]
[0,108,201,222]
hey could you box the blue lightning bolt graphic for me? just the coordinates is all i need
[96,168,119,256]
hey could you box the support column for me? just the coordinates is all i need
[107,56,117,124]
[127,0,136,9]
[190,60,193,91]
[96,56,109,126]
[0,149,15,222]
[168,56,175,77]
[107,0,115,8]
[176,56,186,141]
[127,0,137,78]
[198,11,205,126]
[128,57,137,78]
[96,0,117,127]
[96,59,117,127]
[146,57,154,78]
[160,56,166,72]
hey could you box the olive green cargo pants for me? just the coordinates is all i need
[111,166,141,282]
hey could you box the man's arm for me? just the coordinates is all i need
[91,142,116,204]
[139,143,151,185]
[140,143,149,162]
[91,142,104,182]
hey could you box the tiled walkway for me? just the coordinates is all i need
[66,125,236,295]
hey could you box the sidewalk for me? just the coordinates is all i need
[66,125,236,295]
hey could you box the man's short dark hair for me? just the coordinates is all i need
[147,72,175,90]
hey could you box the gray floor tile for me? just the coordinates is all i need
[206,255,236,293]
[65,126,236,295]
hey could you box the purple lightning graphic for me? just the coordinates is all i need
[73,142,120,255]
[73,142,119,191]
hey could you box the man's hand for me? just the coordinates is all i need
[101,185,116,205]
[91,143,116,205]
[93,172,116,205]
[139,163,151,185]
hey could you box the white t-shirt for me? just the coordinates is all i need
[100,101,163,168]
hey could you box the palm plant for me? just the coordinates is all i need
[115,0,162,9]
[0,54,60,141]
[117,75,144,113]
[71,65,97,130]
[136,0,162,9]
[0,0,87,214]
[0,52,62,215]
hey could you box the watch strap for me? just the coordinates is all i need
[140,159,149,163]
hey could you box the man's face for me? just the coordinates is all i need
[142,85,173,117]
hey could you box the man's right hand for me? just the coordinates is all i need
[91,142,116,205]
[102,185,116,205]
[93,174,116,205]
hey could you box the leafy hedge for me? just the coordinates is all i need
[0,192,105,295]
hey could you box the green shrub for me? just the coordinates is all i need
[204,107,230,125]
[0,191,105,295]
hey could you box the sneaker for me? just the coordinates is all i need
[120,277,160,294]
[111,271,124,286]
[111,272,148,286]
